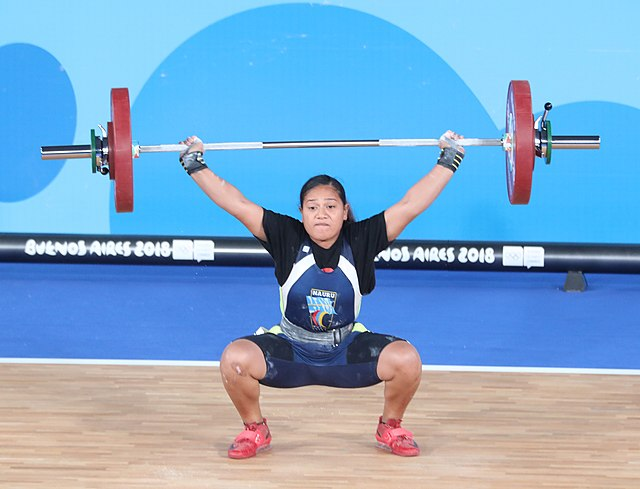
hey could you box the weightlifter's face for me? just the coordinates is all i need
[300,185,349,249]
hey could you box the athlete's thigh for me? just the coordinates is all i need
[346,331,405,364]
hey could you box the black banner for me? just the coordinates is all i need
[2,233,640,273]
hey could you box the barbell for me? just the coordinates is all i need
[41,80,600,212]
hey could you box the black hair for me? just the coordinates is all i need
[299,174,355,223]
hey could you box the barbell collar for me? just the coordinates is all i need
[41,145,92,160]
[550,135,600,150]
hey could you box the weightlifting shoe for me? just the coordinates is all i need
[375,417,420,457]
[228,418,272,459]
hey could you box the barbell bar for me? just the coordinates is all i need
[41,80,600,212]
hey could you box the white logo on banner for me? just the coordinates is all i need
[502,246,545,268]
[24,238,216,262]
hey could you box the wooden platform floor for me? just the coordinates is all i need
[0,364,638,488]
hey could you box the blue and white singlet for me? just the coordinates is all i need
[280,237,362,332]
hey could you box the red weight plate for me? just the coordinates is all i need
[110,88,134,212]
[505,80,534,204]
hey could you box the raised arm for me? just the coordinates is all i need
[384,130,464,242]
[179,136,266,241]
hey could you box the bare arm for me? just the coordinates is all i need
[384,165,454,241]
[384,130,464,242]
[179,136,266,241]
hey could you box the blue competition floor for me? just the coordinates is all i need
[1,262,639,370]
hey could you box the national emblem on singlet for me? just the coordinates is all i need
[306,288,338,331]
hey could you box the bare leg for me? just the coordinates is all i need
[220,339,267,423]
[376,341,422,421]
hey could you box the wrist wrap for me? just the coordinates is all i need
[436,146,464,173]
[180,151,208,175]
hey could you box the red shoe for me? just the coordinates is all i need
[228,419,272,459]
[375,417,420,457]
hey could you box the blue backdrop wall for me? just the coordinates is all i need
[1,1,638,243]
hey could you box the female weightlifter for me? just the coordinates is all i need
[178,130,464,458]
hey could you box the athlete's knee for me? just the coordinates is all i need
[378,341,422,380]
[220,339,265,382]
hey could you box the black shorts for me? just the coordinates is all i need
[240,323,405,388]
